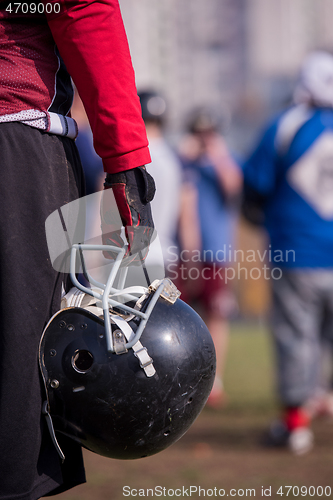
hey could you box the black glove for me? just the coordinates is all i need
[101,166,156,263]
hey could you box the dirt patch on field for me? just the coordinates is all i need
[56,408,333,500]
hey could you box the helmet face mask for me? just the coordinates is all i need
[41,191,216,460]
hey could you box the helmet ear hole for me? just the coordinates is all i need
[72,350,94,373]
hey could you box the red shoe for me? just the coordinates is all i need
[284,407,313,455]
[284,406,310,431]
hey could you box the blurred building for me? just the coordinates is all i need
[241,0,333,152]
[119,0,246,138]
[118,0,333,318]
[120,0,333,152]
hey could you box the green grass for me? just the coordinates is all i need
[56,319,333,500]
[224,320,277,413]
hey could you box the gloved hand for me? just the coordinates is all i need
[101,166,156,263]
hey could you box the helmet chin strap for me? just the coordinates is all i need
[111,315,156,377]
[64,243,181,374]
[42,401,66,462]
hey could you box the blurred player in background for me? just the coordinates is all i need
[242,50,333,455]
[138,90,182,272]
[177,108,242,408]
[0,1,154,497]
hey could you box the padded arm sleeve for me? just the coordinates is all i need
[45,0,151,173]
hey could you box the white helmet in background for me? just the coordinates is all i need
[294,51,333,108]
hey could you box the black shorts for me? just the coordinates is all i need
[0,123,86,499]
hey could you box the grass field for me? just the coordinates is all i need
[56,321,333,500]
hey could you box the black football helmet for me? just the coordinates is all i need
[42,191,216,460]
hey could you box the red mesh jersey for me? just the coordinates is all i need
[0,1,151,173]
[0,12,73,119]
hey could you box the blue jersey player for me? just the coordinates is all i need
[243,51,333,455]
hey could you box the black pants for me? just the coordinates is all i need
[0,123,86,499]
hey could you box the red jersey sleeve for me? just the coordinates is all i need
[45,0,151,173]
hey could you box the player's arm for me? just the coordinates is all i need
[45,0,151,174]
[45,0,155,258]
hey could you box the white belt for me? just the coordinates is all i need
[48,112,78,139]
